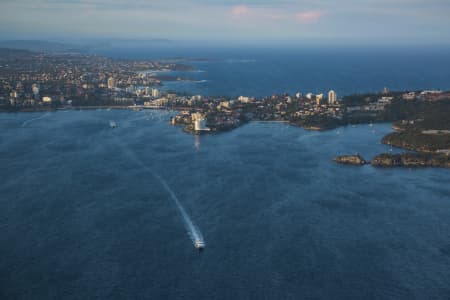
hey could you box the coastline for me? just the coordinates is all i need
[5,106,449,169]
[3,90,449,170]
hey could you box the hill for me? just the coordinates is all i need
[0,40,82,53]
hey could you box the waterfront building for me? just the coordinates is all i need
[42,96,52,103]
[328,90,337,105]
[152,97,168,106]
[194,118,208,131]
[306,93,313,100]
[192,112,209,131]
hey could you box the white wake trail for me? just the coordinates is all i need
[116,138,204,248]
[156,174,204,243]
[22,112,51,127]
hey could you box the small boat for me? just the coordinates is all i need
[109,120,117,128]
[194,239,205,251]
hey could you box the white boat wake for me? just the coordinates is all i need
[116,139,205,250]
[22,112,51,127]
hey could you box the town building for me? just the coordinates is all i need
[107,77,115,89]
[42,96,52,103]
[316,94,324,106]
[32,84,40,95]
[152,88,160,98]
[328,90,337,105]
[192,112,209,131]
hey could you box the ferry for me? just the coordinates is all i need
[109,120,117,128]
[194,239,205,251]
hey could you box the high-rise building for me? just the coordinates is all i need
[152,88,160,98]
[316,94,323,106]
[107,77,115,89]
[328,90,337,105]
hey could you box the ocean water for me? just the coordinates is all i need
[1,110,449,299]
[95,45,450,97]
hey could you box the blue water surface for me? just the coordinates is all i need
[95,45,450,97]
[0,110,449,299]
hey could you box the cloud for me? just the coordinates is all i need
[0,0,449,43]
[295,11,324,23]
[231,5,250,17]
[229,5,325,24]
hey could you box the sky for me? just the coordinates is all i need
[0,0,449,45]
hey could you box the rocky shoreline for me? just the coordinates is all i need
[334,153,450,168]
[333,154,368,165]
[371,153,450,168]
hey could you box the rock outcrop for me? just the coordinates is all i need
[334,154,367,165]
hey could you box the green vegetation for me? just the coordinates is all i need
[293,115,343,130]
[381,99,450,152]
[382,131,450,152]
[342,93,378,106]
[342,91,404,107]
[381,99,450,124]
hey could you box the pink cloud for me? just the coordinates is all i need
[231,5,250,17]
[295,11,324,23]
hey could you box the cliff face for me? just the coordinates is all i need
[371,153,450,168]
[371,154,403,167]
[334,154,367,165]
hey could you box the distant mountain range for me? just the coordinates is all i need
[0,38,175,54]
[0,48,36,58]
[0,40,84,53]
